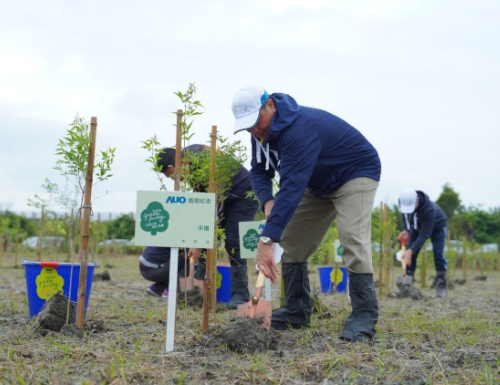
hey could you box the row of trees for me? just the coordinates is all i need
[0,209,135,253]
[2,183,499,260]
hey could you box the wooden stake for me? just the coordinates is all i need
[383,204,390,295]
[202,126,218,332]
[462,236,467,280]
[379,202,383,296]
[472,243,477,279]
[75,117,97,328]
[422,244,427,289]
[38,205,45,262]
[333,262,339,294]
[165,110,183,352]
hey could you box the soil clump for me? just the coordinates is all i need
[221,317,278,353]
[61,324,84,339]
[93,269,111,281]
[388,284,423,300]
[179,286,204,309]
[32,293,75,333]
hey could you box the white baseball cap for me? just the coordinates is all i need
[399,190,418,213]
[232,87,269,134]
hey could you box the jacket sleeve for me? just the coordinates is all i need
[250,137,276,210]
[261,127,321,242]
[409,206,435,252]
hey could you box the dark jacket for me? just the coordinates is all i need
[140,246,186,268]
[182,144,253,204]
[401,191,447,252]
[251,93,381,242]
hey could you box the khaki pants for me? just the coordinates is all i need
[280,177,378,274]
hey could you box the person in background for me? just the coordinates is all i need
[232,86,381,342]
[140,247,191,297]
[398,189,448,298]
[157,145,259,308]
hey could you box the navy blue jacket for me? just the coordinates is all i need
[183,144,253,204]
[251,93,381,242]
[401,191,447,252]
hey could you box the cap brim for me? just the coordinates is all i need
[233,109,260,134]
[400,204,415,214]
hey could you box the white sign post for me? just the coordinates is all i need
[135,191,216,352]
[238,221,283,300]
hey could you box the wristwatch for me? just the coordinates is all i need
[260,236,274,246]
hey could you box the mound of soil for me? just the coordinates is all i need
[221,317,278,353]
[33,293,75,333]
[61,324,84,339]
[179,286,204,309]
[93,270,111,281]
[473,276,487,281]
[388,285,424,300]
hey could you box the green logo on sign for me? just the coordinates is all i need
[336,244,343,256]
[243,229,260,251]
[140,201,170,236]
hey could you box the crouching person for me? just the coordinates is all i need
[140,247,192,297]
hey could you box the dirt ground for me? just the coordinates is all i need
[0,254,499,384]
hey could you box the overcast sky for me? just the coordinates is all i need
[1,0,499,217]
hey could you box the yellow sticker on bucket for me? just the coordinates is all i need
[216,269,222,289]
[36,267,65,300]
[330,267,344,285]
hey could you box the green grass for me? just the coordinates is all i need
[0,253,499,384]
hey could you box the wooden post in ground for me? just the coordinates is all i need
[379,202,383,296]
[472,243,477,279]
[422,243,427,289]
[38,205,45,262]
[462,236,467,280]
[202,126,217,332]
[75,117,97,328]
[383,204,390,295]
[479,247,484,277]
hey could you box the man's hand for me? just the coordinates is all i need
[188,248,202,262]
[398,231,409,244]
[403,248,413,267]
[264,199,274,220]
[256,241,280,283]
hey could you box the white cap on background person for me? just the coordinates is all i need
[232,87,269,134]
[399,190,418,213]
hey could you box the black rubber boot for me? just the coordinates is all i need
[228,264,250,309]
[435,270,447,299]
[271,263,311,330]
[340,273,379,342]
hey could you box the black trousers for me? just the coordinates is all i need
[140,256,188,292]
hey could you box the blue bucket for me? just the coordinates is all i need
[317,266,348,293]
[22,260,97,319]
[216,264,231,303]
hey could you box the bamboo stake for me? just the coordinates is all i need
[383,204,390,295]
[462,236,467,280]
[379,202,383,296]
[202,126,217,332]
[422,245,427,288]
[472,243,477,279]
[75,117,97,327]
[446,230,452,280]
[164,110,183,352]
[38,205,45,262]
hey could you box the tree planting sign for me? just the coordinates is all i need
[135,191,216,248]
[238,220,266,259]
[334,239,343,263]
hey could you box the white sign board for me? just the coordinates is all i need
[238,220,266,259]
[135,191,216,248]
[334,240,343,263]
